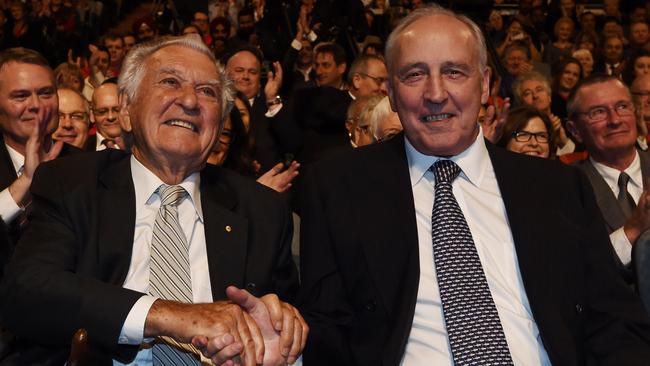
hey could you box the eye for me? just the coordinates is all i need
[401,70,425,83]
[198,86,217,97]
[443,69,464,80]
[161,78,179,87]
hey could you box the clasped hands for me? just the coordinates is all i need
[145,286,308,366]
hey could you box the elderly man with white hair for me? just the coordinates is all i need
[368,96,403,143]
[0,35,307,366]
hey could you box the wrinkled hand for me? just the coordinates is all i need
[67,49,83,68]
[481,98,510,143]
[146,300,265,366]
[264,62,283,103]
[519,61,534,74]
[257,161,300,193]
[227,287,308,365]
[549,113,569,146]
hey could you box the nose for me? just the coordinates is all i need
[59,114,73,128]
[178,85,200,115]
[26,93,41,113]
[379,81,388,95]
[107,109,117,121]
[424,73,448,104]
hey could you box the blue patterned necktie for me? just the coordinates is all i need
[149,185,200,365]
[431,159,514,366]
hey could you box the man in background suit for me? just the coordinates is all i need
[0,47,63,266]
[0,35,307,365]
[87,80,123,151]
[298,5,650,365]
[567,75,650,273]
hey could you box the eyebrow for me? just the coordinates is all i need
[159,67,220,86]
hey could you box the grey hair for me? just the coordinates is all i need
[118,34,233,119]
[369,96,394,140]
[512,71,551,105]
[384,4,488,75]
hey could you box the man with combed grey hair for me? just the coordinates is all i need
[1,35,307,365]
[298,4,650,365]
[368,96,402,142]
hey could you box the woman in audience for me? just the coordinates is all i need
[572,48,594,78]
[551,57,582,120]
[544,17,575,66]
[496,16,541,62]
[573,30,599,56]
[208,93,299,193]
[623,50,650,86]
[53,62,84,92]
[497,105,556,159]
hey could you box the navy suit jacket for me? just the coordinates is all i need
[0,150,298,365]
[298,134,650,366]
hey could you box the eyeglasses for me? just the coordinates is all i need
[358,72,387,86]
[58,112,88,122]
[575,101,634,123]
[512,131,549,143]
[93,106,120,117]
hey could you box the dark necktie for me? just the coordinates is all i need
[431,159,514,366]
[149,185,201,365]
[617,172,636,219]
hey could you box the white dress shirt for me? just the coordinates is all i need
[114,155,213,365]
[0,143,24,224]
[400,131,551,366]
[591,152,643,266]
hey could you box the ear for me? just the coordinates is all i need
[565,119,583,144]
[387,78,398,113]
[118,92,132,132]
[351,73,362,90]
[480,67,491,105]
[337,62,347,77]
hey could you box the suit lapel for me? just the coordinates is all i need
[200,168,248,300]
[578,160,626,232]
[353,136,420,362]
[97,153,137,285]
[638,150,650,187]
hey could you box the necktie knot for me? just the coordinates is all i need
[432,159,461,184]
[157,185,187,207]
[618,172,631,190]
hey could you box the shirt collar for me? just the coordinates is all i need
[130,155,203,221]
[590,150,642,189]
[5,142,24,174]
[405,126,489,188]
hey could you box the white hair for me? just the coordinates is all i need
[118,34,233,119]
[369,96,394,140]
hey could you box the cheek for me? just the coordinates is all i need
[506,139,524,152]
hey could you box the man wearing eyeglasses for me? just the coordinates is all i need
[348,55,388,99]
[52,88,90,150]
[567,74,650,278]
[89,81,123,151]
[631,74,650,142]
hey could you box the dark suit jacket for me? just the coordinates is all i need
[574,150,650,234]
[297,135,650,366]
[0,150,298,365]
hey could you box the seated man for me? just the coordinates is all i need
[52,88,90,150]
[567,75,650,279]
[0,35,306,365]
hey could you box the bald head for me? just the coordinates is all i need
[91,83,121,139]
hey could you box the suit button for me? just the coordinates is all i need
[246,282,257,292]
[365,300,376,312]
[575,304,583,314]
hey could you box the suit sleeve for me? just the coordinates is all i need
[296,165,355,365]
[575,168,650,365]
[0,162,143,355]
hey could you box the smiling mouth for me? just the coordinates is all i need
[165,119,198,132]
[421,113,454,122]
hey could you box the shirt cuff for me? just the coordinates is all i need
[265,103,283,117]
[291,355,303,365]
[118,295,157,345]
[307,31,317,42]
[610,227,632,266]
[291,38,302,50]
[0,188,22,224]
